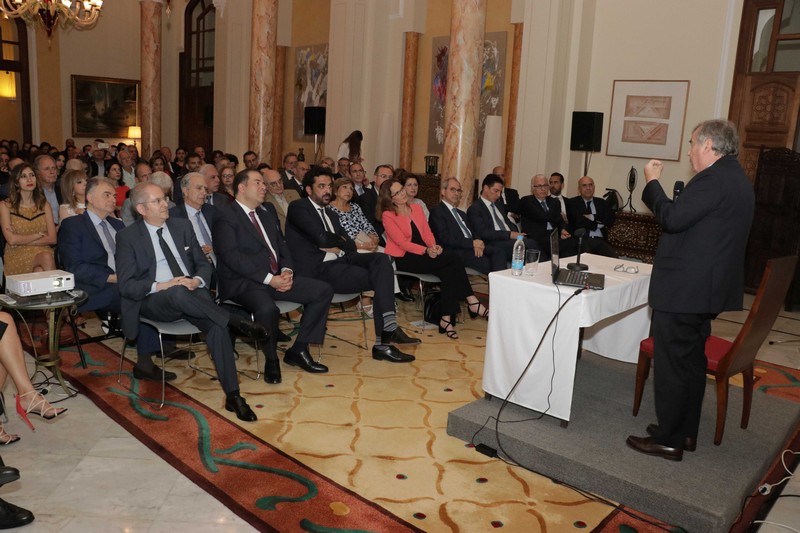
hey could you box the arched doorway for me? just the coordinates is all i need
[179,0,215,158]
[0,18,31,144]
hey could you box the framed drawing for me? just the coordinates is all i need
[71,75,140,137]
[606,80,690,161]
[293,43,329,142]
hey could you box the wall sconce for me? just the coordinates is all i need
[127,126,142,147]
[0,71,16,100]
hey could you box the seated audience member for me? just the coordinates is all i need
[334,158,351,179]
[121,162,153,226]
[115,182,267,421]
[88,142,109,177]
[429,177,505,274]
[200,164,229,206]
[467,173,541,262]
[106,160,129,208]
[169,173,216,265]
[34,155,61,225]
[349,162,370,197]
[328,177,380,252]
[262,168,300,232]
[173,152,204,203]
[549,172,569,218]
[214,169,334,379]
[354,164,394,239]
[243,151,259,170]
[149,171,176,207]
[285,166,419,363]
[519,174,579,257]
[492,166,520,221]
[401,173,429,220]
[58,169,87,223]
[172,147,187,176]
[149,153,171,178]
[565,176,619,258]
[58,178,168,380]
[0,163,57,275]
[54,152,66,179]
[219,164,235,199]
[319,156,335,169]
[379,179,488,340]
[0,311,66,444]
[280,152,303,195]
[118,149,136,189]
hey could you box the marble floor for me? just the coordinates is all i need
[0,292,796,532]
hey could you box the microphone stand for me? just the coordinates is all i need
[567,229,588,271]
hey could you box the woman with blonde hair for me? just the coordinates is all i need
[58,169,88,223]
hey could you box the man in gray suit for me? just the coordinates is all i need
[626,120,755,461]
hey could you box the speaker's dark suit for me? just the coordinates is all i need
[58,212,159,356]
[519,195,578,257]
[115,217,239,394]
[466,198,541,261]
[643,154,755,448]
[213,201,333,359]
[285,197,394,336]
[565,195,618,257]
[429,202,505,274]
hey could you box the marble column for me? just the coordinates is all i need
[441,0,486,207]
[504,23,523,185]
[140,0,162,159]
[249,0,278,166]
[399,32,420,171]
[271,46,287,170]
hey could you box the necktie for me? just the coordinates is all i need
[195,211,212,246]
[540,200,549,212]
[99,220,115,254]
[490,203,507,230]
[452,207,472,238]
[585,200,593,214]
[157,227,185,277]
[249,211,278,274]
[319,207,333,233]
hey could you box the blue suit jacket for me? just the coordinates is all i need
[58,212,122,312]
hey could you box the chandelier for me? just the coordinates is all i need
[0,0,103,38]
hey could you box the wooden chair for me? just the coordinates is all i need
[632,255,797,445]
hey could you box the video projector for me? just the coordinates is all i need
[5,270,75,298]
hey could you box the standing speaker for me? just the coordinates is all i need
[304,107,326,135]
[570,111,603,152]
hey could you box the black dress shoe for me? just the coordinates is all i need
[264,358,282,384]
[381,327,421,345]
[0,466,19,487]
[229,317,269,341]
[276,329,292,343]
[133,365,177,382]
[0,498,34,529]
[225,395,257,422]
[625,435,683,461]
[395,291,415,302]
[284,348,329,373]
[372,345,415,363]
[646,424,696,452]
[166,348,195,360]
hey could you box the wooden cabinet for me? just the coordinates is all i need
[744,147,800,309]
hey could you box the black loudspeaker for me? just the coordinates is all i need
[304,107,326,135]
[570,111,603,152]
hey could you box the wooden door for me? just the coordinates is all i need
[179,0,215,156]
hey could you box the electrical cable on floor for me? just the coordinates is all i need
[751,520,800,533]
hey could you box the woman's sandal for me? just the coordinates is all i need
[438,318,459,340]
[467,301,489,319]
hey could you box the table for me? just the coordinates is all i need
[482,255,652,422]
[0,290,88,397]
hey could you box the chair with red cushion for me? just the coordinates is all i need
[632,255,797,445]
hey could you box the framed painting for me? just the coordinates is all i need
[71,75,140,137]
[606,80,690,161]
[293,43,329,142]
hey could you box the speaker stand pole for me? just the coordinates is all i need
[583,152,590,176]
[314,134,320,163]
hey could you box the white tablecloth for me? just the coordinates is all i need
[482,254,652,421]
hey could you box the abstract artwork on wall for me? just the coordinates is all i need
[427,32,507,155]
[71,75,139,137]
[606,80,690,161]
[293,43,329,142]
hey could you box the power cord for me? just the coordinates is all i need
[758,450,799,496]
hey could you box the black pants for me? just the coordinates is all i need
[394,250,472,316]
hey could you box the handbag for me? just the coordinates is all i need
[423,291,442,324]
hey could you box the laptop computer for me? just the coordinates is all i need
[549,229,605,290]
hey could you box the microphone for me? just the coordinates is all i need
[567,228,589,271]
[673,181,684,200]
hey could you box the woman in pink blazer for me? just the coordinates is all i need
[378,179,487,339]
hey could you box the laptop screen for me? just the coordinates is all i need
[550,229,560,282]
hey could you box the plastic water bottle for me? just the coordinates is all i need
[511,235,525,276]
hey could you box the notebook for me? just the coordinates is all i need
[549,229,605,290]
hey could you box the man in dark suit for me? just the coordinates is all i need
[492,166,520,221]
[430,177,505,274]
[169,172,217,266]
[549,172,569,219]
[58,178,164,379]
[200,164,230,207]
[33,154,62,224]
[467,173,541,262]
[285,166,419,363]
[214,169,334,381]
[519,174,579,257]
[626,120,755,461]
[565,176,618,258]
[354,164,393,239]
[116,183,268,422]
[280,152,303,195]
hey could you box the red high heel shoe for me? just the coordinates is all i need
[15,391,67,431]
